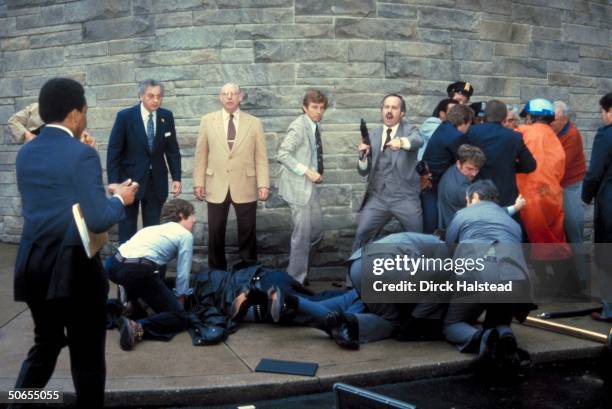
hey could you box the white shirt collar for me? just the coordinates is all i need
[45,124,74,137]
[222,108,240,122]
[304,114,318,135]
[385,122,400,138]
[141,103,157,121]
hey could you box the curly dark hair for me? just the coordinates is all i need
[161,199,194,223]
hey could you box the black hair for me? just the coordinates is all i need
[599,92,612,112]
[38,78,86,123]
[381,93,406,113]
[485,100,507,123]
[432,98,457,117]
[529,115,555,125]
[466,180,499,203]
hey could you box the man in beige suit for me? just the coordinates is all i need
[193,83,269,270]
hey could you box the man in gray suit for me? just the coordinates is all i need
[353,93,423,253]
[277,90,328,284]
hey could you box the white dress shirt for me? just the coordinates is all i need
[140,103,157,136]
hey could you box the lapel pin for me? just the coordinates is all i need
[161,118,165,123]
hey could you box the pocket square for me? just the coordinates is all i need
[164,132,171,137]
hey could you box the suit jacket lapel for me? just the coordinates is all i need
[371,127,382,167]
[152,111,166,152]
[232,112,251,151]
[303,115,315,151]
[214,110,230,154]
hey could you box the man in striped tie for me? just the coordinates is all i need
[193,83,270,270]
[107,79,182,243]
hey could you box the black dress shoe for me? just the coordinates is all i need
[325,311,359,350]
[117,317,142,351]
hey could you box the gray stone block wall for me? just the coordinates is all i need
[0,0,610,278]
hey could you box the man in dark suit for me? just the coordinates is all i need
[13,78,137,408]
[583,92,612,322]
[107,79,182,243]
[353,94,423,253]
[453,100,536,207]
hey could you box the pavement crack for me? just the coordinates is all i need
[0,308,28,330]
[224,341,255,372]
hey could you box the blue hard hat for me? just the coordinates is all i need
[519,98,555,117]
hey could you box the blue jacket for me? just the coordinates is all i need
[422,121,463,184]
[582,123,612,242]
[107,104,181,201]
[15,126,125,301]
[455,122,536,206]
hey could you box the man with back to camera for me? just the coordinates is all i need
[107,79,182,243]
[276,89,328,284]
[418,98,457,160]
[421,104,474,233]
[352,93,423,254]
[453,100,536,208]
[193,83,270,271]
[12,78,138,408]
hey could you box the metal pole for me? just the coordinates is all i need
[522,316,610,344]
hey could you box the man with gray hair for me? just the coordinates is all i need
[551,100,588,291]
[108,79,182,243]
[193,83,269,270]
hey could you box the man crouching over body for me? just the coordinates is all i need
[442,180,535,373]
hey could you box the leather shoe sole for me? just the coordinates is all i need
[117,317,135,351]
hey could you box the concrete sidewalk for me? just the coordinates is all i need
[0,243,609,408]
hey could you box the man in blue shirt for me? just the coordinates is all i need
[105,199,195,350]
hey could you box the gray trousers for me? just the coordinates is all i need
[287,187,323,284]
[352,192,423,253]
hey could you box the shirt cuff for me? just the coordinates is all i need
[506,205,517,216]
[173,287,194,297]
[295,163,308,176]
[113,193,125,206]
[358,158,368,171]
[400,137,411,150]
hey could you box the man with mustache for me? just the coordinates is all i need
[352,94,423,255]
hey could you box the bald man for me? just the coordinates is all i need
[193,83,270,270]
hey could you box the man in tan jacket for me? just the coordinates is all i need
[193,83,269,270]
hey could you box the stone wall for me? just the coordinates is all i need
[1,0,610,278]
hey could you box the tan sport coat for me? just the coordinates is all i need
[193,110,269,204]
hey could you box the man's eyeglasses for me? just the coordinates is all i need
[221,92,239,98]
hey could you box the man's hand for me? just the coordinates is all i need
[24,131,36,143]
[114,179,139,206]
[171,181,182,197]
[305,169,323,184]
[385,139,401,151]
[177,295,186,307]
[107,183,119,194]
[514,194,526,212]
[358,143,371,158]
[258,187,269,201]
[194,186,205,201]
[80,129,96,148]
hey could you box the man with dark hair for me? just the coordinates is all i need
[443,180,535,370]
[107,79,182,243]
[447,81,474,105]
[421,104,474,233]
[105,198,196,350]
[419,98,457,160]
[453,99,536,207]
[583,92,612,322]
[353,93,423,253]
[277,90,328,284]
[14,78,137,408]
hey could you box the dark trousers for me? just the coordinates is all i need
[105,256,184,340]
[207,191,257,270]
[13,297,107,409]
[118,174,163,243]
[420,187,438,234]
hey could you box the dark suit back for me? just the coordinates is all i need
[107,104,181,201]
[15,126,124,301]
[422,121,463,183]
[457,122,536,206]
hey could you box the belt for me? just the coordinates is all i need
[114,253,159,269]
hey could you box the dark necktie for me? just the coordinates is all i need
[315,123,324,175]
[146,113,154,150]
[227,113,236,150]
[383,128,392,151]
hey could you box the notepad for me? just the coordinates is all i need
[255,358,318,377]
[72,203,108,258]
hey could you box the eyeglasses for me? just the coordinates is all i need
[221,92,239,98]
